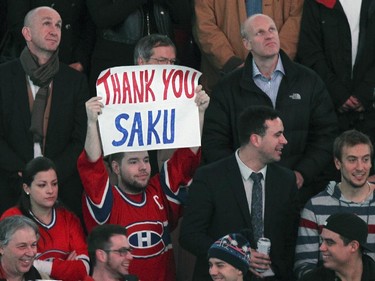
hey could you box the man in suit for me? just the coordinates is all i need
[0,6,88,217]
[180,106,299,281]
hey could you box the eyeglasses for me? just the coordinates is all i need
[148,57,177,65]
[104,247,133,257]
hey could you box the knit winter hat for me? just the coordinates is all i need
[208,233,251,274]
[324,213,373,252]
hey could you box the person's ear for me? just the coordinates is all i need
[334,157,342,170]
[111,160,121,176]
[22,26,32,42]
[243,38,252,51]
[137,57,145,65]
[23,183,31,195]
[349,240,360,253]
[96,249,107,262]
[250,133,261,147]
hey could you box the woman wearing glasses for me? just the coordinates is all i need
[0,157,89,281]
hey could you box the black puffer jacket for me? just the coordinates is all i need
[202,50,338,185]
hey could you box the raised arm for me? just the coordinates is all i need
[84,96,104,162]
[190,85,210,154]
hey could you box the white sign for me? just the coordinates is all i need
[96,65,202,156]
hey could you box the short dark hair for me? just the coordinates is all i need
[340,235,351,246]
[88,224,127,268]
[237,106,280,146]
[134,34,176,64]
[333,130,373,161]
[108,152,126,166]
[339,235,364,254]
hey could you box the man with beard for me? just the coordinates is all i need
[77,91,209,281]
[84,224,136,281]
[294,130,375,279]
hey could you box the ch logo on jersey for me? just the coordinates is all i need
[127,221,171,258]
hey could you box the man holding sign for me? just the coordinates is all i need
[77,80,209,281]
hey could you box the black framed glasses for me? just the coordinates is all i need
[104,247,133,257]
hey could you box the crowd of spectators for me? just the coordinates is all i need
[1,1,375,281]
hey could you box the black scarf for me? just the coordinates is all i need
[20,46,59,145]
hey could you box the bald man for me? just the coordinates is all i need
[0,6,89,218]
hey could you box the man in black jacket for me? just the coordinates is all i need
[202,14,338,204]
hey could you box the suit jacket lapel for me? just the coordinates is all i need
[13,61,31,131]
[264,164,278,235]
[47,68,68,132]
[227,155,253,227]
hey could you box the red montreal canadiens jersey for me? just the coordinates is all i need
[78,148,200,281]
[1,207,89,281]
